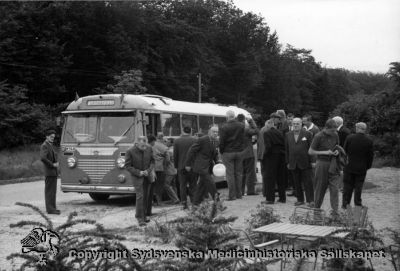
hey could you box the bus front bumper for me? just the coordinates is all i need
[61,185,135,194]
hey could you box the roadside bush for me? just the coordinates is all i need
[0,81,56,149]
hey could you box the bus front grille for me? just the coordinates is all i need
[78,159,115,183]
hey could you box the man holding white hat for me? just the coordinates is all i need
[185,125,220,205]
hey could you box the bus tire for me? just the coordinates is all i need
[89,193,110,201]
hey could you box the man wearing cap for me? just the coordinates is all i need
[342,122,373,208]
[185,125,219,205]
[40,129,60,215]
[262,119,286,204]
[125,136,155,226]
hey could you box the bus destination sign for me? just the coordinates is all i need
[87,100,115,106]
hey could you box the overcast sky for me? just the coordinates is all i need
[233,0,400,73]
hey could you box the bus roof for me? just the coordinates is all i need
[63,94,252,118]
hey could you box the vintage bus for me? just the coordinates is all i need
[60,94,253,201]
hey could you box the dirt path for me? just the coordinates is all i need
[0,167,398,270]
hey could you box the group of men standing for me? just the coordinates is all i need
[257,111,374,216]
[40,110,374,225]
[124,125,222,226]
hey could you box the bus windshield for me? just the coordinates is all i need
[63,113,135,144]
[63,114,97,143]
[99,113,135,144]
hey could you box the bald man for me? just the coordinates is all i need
[342,122,374,208]
[185,125,220,205]
[285,118,314,206]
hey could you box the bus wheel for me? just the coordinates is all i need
[89,193,110,201]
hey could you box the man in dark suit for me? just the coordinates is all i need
[174,126,197,209]
[185,125,219,205]
[40,129,60,215]
[342,122,374,209]
[285,118,314,206]
[262,119,286,204]
[219,110,245,200]
[333,116,351,147]
[125,136,155,226]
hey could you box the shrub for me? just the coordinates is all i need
[332,90,400,166]
[7,202,142,271]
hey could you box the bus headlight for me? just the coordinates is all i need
[67,157,76,168]
[116,158,125,169]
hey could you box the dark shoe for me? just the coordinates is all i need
[226,198,236,201]
[145,218,150,223]
[294,201,305,206]
[261,201,274,204]
[277,199,286,203]
[138,221,147,227]
[47,210,60,215]
[287,191,296,197]
[246,192,259,196]
[307,202,315,208]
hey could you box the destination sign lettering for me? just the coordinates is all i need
[87,100,115,106]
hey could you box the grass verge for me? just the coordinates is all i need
[0,145,44,181]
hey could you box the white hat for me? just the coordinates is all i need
[213,164,226,177]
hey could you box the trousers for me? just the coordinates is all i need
[45,176,57,212]
[134,177,153,221]
[193,173,217,205]
[342,172,366,207]
[177,169,197,204]
[263,153,286,202]
[222,151,243,199]
[314,160,339,212]
[241,156,257,195]
[291,167,314,203]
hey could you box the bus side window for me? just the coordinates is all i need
[182,114,198,135]
[161,113,180,136]
[145,113,161,136]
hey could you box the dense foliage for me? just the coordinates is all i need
[333,69,400,165]
[0,1,397,161]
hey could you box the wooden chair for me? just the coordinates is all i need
[289,206,327,226]
[287,207,328,269]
